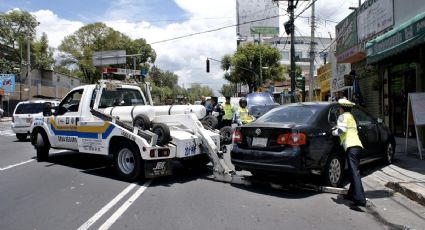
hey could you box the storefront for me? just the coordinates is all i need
[366,11,425,137]
[317,63,331,101]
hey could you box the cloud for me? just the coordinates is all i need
[29,0,354,95]
[32,9,84,48]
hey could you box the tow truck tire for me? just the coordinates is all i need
[114,143,142,181]
[35,132,49,162]
[133,115,151,130]
[219,126,233,145]
[16,133,27,141]
[152,123,171,146]
[202,115,218,129]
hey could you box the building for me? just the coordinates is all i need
[334,0,425,139]
[1,67,82,116]
[236,0,280,45]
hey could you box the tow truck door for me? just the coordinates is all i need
[52,89,84,150]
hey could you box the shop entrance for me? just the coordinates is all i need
[389,63,417,137]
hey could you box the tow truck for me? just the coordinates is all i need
[29,77,238,182]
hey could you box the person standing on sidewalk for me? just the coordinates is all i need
[332,98,367,207]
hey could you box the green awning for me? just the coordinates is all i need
[366,11,425,64]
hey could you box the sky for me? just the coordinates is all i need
[0,0,357,95]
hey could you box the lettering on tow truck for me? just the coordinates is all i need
[58,136,77,142]
[184,142,196,156]
[121,131,136,141]
[153,161,166,170]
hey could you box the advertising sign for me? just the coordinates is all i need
[336,12,358,56]
[93,50,126,66]
[357,0,394,42]
[0,74,16,93]
[250,26,279,36]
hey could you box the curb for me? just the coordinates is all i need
[386,182,425,207]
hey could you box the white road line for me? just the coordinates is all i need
[0,159,35,171]
[77,183,138,230]
[98,180,152,230]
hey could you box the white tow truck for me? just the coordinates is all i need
[29,79,237,182]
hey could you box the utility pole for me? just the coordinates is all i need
[289,0,296,102]
[308,0,315,101]
[27,39,31,100]
[259,32,262,91]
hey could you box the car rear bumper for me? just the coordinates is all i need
[230,145,308,174]
[11,124,31,134]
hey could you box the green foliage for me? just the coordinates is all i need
[221,43,285,93]
[187,83,213,102]
[32,33,55,70]
[58,22,156,83]
[0,10,38,50]
[219,84,234,97]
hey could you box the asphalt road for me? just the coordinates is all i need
[0,121,424,230]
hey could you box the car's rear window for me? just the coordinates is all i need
[255,105,320,124]
[15,103,45,114]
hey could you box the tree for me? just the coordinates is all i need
[58,22,156,83]
[221,43,285,93]
[187,83,213,102]
[219,84,234,97]
[0,10,38,70]
[32,32,55,70]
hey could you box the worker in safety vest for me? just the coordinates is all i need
[332,98,366,207]
[235,97,254,126]
[221,96,234,128]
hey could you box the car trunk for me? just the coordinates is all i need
[236,122,300,152]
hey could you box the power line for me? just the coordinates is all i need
[149,13,287,45]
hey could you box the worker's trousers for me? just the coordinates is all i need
[346,146,366,205]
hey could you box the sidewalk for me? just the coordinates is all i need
[0,117,12,122]
[367,137,425,206]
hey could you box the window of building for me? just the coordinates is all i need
[281,51,289,60]
[295,51,303,58]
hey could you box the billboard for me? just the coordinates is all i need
[0,74,16,93]
[336,11,358,56]
[357,0,394,42]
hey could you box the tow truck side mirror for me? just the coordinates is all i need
[43,103,53,116]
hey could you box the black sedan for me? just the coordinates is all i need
[231,102,395,187]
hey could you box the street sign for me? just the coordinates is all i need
[93,50,126,66]
[0,74,15,93]
[102,67,141,76]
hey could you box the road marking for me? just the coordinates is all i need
[77,183,138,230]
[0,159,35,171]
[98,180,152,230]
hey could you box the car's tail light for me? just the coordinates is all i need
[232,130,243,144]
[276,133,306,146]
[150,149,156,158]
[158,149,170,157]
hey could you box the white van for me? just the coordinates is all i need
[12,100,59,141]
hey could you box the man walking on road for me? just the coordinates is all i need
[332,99,367,207]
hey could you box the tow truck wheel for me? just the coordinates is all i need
[152,123,171,146]
[133,115,151,130]
[114,143,142,181]
[35,132,49,162]
[202,115,218,129]
[16,133,27,141]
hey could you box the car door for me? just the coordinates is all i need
[52,89,84,150]
[351,107,381,162]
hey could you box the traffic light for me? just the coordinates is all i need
[284,21,293,35]
[206,59,210,73]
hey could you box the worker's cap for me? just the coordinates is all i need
[338,98,355,107]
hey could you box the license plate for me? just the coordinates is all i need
[252,137,267,147]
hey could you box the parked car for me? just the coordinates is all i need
[231,102,395,187]
[12,100,59,141]
[246,92,279,118]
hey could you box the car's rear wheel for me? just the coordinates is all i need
[35,132,49,162]
[383,142,395,165]
[16,133,27,141]
[324,153,344,187]
[114,143,142,181]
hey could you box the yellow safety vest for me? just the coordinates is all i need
[238,107,253,124]
[223,103,233,120]
[338,112,363,150]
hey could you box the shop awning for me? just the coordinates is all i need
[366,11,425,64]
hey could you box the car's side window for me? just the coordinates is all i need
[57,89,84,115]
[328,106,340,125]
[352,107,374,125]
